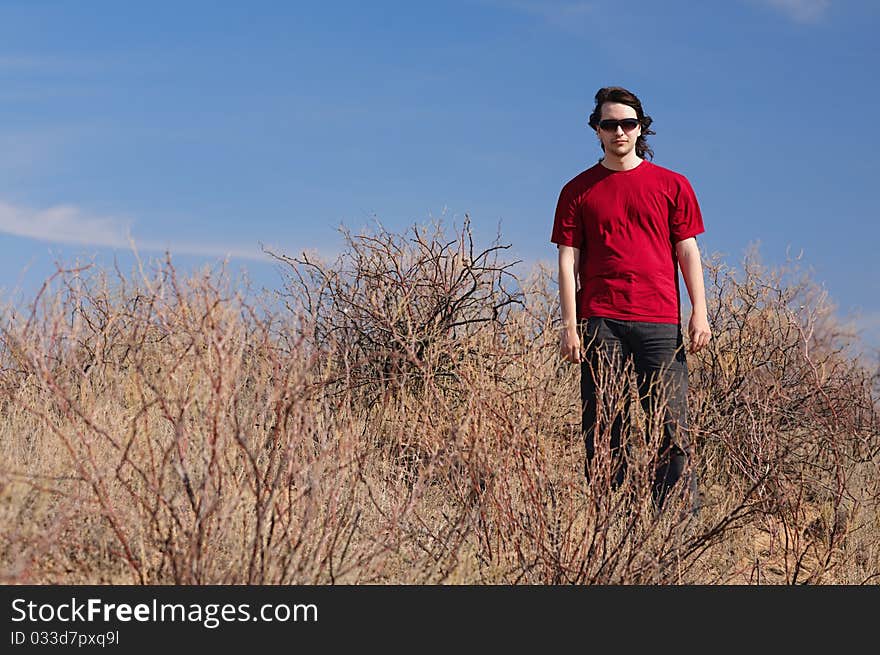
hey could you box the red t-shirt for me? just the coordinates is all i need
[550,160,704,324]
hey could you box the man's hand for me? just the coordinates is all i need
[688,313,711,353]
[560,326,583,363]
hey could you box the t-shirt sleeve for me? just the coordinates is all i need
[669,175,705,243]
[550,183,583,248]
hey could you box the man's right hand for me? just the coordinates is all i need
[559,326,583,364]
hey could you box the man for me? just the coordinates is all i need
[550,86,711,510]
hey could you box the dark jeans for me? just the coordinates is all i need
[580,317,697,511]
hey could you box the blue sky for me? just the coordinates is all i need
[1,0,878,356]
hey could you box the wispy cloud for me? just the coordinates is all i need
[759,0,831,23]
[0,200,272,262]
[0,201,133,247]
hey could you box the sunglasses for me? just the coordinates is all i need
[597,118,640,133]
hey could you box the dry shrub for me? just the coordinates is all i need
[266,216,522,406]
[0,226,878,585]
[0,257,387,583]
[690,248,880,583]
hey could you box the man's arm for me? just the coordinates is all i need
[675,237,711,353]
[558,245,582,363]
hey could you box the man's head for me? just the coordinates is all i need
[588,86,655,160]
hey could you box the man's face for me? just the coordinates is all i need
[596,102,641,158]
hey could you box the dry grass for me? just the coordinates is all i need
[1,220,878,584]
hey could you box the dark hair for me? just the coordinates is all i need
[587,86,655,160]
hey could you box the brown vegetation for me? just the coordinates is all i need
[1,220,878,584]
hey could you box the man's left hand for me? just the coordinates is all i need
[688,313,712,353]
